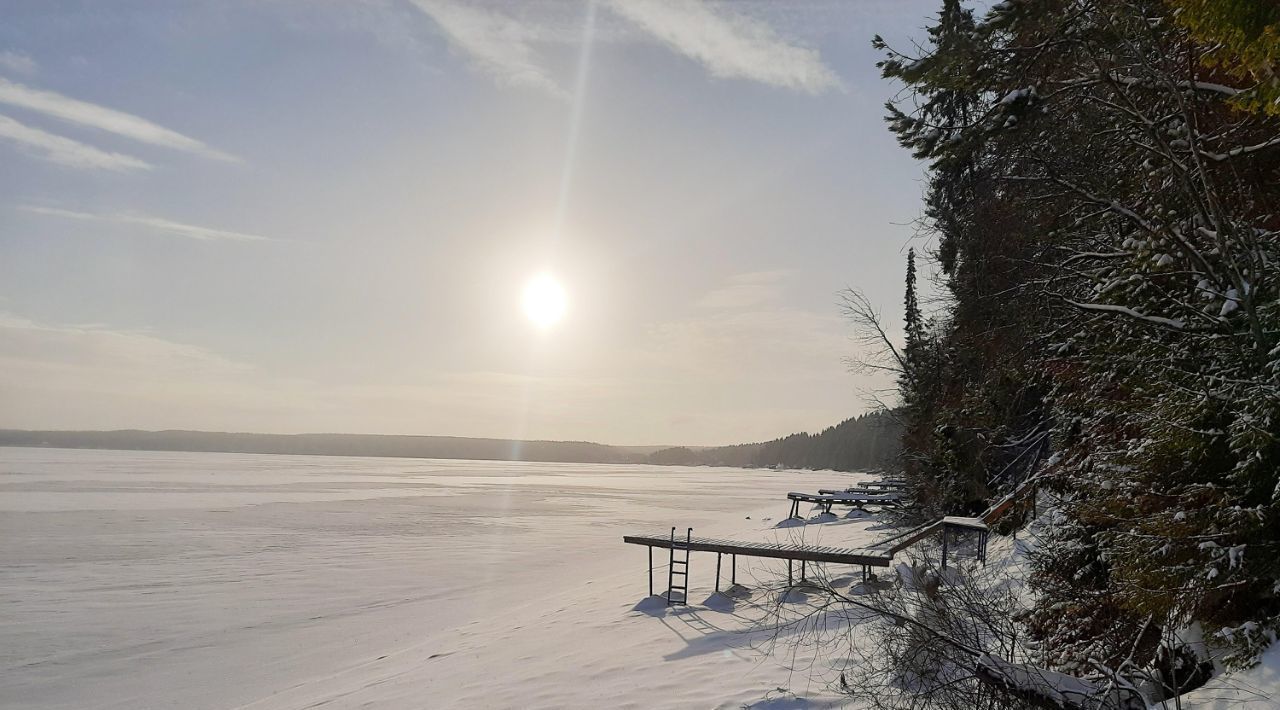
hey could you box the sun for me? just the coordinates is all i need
[522,273,567,328]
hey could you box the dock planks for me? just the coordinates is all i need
[622,532,893,567]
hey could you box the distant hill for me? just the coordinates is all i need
[0,413,901,471]
[0,429,645,465]
[646,410,900,472]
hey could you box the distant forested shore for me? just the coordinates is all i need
[646,410,899,471]
[0,413,899,471]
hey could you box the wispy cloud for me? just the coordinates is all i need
[0,312,254,377]
[408,0,567,99]
[0,77,238,162]
[0,312,283,431]
[606,0,842,94]
[0,50,37,76]
[0,114,151,171]
[22,205,272,242]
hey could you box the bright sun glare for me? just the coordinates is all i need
[522,273,567,328]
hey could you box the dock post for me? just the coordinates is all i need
[800,560,807,582]
[862,565,868,583]
[787,559,793,586]
[716,553,722,592]
[648,546,654,597]
[941,526,950,570]
[731,554,737,586]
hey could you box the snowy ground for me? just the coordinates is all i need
[1181,642,1280,709]
[0,448,895,709]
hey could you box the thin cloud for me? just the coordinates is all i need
[606,0,842,94]
[0,114,151,171]
[696,270,793,309]
[0,77,238,162]
[409,0,567,99]
[22,206,272,243]
[0,50,37,76]
[0,312,254,376]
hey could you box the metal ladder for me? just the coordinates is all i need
[666,526,692,605]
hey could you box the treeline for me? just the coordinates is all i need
[0,429,643,465]
[0,418,901,471]
[874,0,1280,696]
[648,410,900,471]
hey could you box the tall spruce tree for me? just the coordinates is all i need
[900,247,923,398]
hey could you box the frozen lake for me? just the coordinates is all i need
[0,447,882,709]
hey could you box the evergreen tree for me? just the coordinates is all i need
[879,0,1280,679]
[900,248,924,400]
[1170,0,1280,115]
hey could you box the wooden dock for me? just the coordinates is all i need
[623,531,893,598]
[816,487,905,499]
[786,491,901,518]
[623,480,998,600]
[623,532,893,567]
[861,479,906,489]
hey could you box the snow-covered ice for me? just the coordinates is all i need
[0,447,890,709]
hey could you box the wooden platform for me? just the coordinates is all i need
[623,479,998,598]
[622,532,893,567]
[863,515,990,570]
[818,487,904,497]
[787,491,901,518]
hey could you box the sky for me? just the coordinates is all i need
[0,0,939,446]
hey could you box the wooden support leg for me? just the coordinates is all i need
[862,565,868,583]
[787,559,793,586]
[800,560,806,581]
[732,554,737,586]
[716,553,722,593]
[648,546,654,597]
[941,527,949,570]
